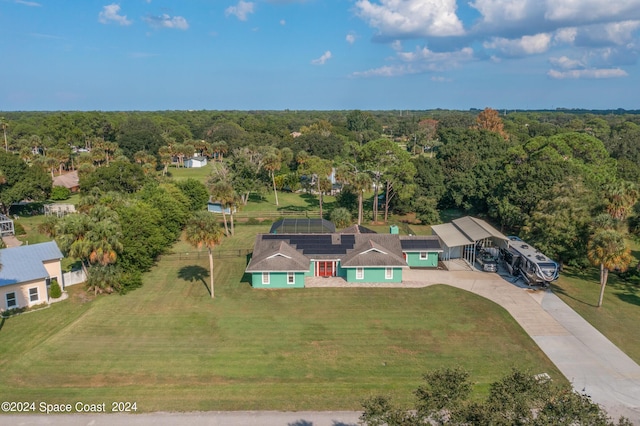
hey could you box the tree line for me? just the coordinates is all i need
[2,108,640,302]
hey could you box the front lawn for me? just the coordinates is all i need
[0,224,563,412]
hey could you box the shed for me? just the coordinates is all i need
[184,156,208,168]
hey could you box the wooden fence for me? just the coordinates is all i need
[161,248,253,261]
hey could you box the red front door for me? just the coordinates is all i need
[317,261,335,277]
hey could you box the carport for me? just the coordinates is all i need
[431,216,509,265]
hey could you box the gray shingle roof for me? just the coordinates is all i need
[0,241,63,287]
[246,237,310,272]
[340,235,406,268]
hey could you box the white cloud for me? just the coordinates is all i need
[225,1,255,21]
[311,51,332,65]
[353,46,474,77]
[483,33,552,56]
[549,55,583,69]
[98,4,132,26]
[280,19,286,26]
[554,27,577,44]
[144,14,189,30]
[544,0,640,22]
[346,33,356,44]
[547,68,628,79]
[354,0,464,38]
[470,0,540,24]
[15,0,41,6]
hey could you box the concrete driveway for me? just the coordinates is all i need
[403,268,640,423]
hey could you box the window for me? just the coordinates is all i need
[29,287,39,303]
[262,272,270,285]
[287,272,295,285]
[6,292,17,309]
[356,268,364,280]
[385,268,393,279]
[419,252,427,260]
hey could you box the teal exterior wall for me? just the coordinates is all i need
[405,251,439,268]
[251,271,305,288]
[344,267,402,283]
[305,261,315,277]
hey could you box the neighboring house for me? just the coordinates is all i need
[0,241,64,312]
[184,156,208,168]
[207,201,235,215]
[245,227,441,288]
[52,170,80,192]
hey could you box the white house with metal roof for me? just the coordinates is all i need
[0,241,64,312]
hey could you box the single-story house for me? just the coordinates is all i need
[431,216,508,264]
[0,241,64,312]
[245,227,442,288]
[184,156,208,168]
[52,170,80,192]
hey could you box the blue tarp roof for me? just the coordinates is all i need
[0,241,63,287]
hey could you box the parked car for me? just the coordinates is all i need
[477,250,498,272]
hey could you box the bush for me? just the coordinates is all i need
[49,279,62,299]
[50,186,72,201]
[13,222,26,236]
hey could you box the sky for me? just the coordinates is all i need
[1,0,640,111]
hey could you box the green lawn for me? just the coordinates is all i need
[166,163,215,182]
[0,224,563,412]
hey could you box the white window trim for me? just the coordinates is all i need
[6,292,17,309]
[356,268,364,280]
[287,272,295,285]
[262,272,270,285]
[385,268,393,279]
[29,287,39,303]
[419,252,428,260]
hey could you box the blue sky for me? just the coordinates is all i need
[1,0,640,111]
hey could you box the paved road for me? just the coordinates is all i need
[0,411,361,426]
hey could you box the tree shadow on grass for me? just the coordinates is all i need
[178,265,211,297]
[0,317,5,332]
[550,283,598,308]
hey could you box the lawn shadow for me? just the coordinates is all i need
[550,283,598,308]
[617,292,640,306]
[0,317,5,332]
[277,205,311,212]
[178,265,211,297]
[248,193,267,203]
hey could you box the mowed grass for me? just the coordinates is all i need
[0,224,563,412]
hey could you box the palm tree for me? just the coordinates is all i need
[185,211,224,299]
[208,180,234,236]
[586,230,632,307]
[263,149,282,206]
[604,181,638,222]
[0,117,8,152]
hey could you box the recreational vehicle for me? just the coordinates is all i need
[501,236,559,286]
